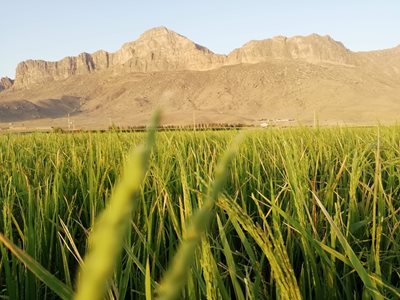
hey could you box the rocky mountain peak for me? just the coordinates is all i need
[94,26,226,73]
[138,26,177,39]
[127,26,206,54]
[137,26,210,52]
[228,33,354,65]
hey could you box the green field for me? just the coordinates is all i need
[1,126,400,299]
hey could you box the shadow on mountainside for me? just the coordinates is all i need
[0,96,81,123]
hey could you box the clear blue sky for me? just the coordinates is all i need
[1,1,399,78]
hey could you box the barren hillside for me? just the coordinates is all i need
[1,27,399,128]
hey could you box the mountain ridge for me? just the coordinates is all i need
[10,27,226,89]
[1,27,400,128]
[4,27,397,90]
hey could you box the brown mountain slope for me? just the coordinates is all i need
[1,27,400,128]
[1,58,399,128]
[356,45,400,77]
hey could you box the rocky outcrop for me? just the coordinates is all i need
[14,52,98,88]
[8,27,399,90]
[112,27,225,72]
[0,77,14,91]
[227,34,355,65]
[13,27,225,88]
[91,50,111,70]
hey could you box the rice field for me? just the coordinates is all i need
[0,125,400,299]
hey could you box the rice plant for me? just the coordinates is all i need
[0,126,399,299]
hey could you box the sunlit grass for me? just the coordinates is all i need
[0,126,400,299]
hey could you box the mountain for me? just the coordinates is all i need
[227,34,354,65]
[12,27,225,89]
[1,27,400,128]
[0,77,14,91]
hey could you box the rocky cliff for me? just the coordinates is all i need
[227,34,354,65]
[112,27,225,72]
[0,77,14,91]
[13,27,225,89]
[6,26,400,92]
[15,53,97,88]
[11,27,371,90]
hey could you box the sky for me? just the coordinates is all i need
[1,1,400,78]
